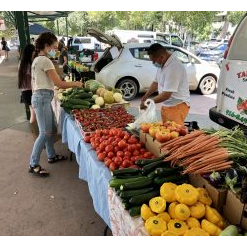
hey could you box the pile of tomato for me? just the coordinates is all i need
[72,106,135,132]
[85,128,155,171]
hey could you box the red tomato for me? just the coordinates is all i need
[114,146,121,153]
[122,160,130,168]
[107,152,114,158]
[99,143,106,152]
[136,143,142,149]
[105,159,112,167]
[118,140,127,149]
[140,148,146,154]
[117,151,124,157]
[143,152,152,159]
[109,162,117,171]
[114,156,123,165]
[124,151,132,157]
[97,153,106,162]
[105,145,114,153]
[133,150,140,156]
[84,135,91,143]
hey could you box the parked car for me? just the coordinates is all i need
[197,43,228,66]
[209,13,247,132]
[87,28,220,101]
[71,36,102,51]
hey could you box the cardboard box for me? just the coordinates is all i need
[145,134,163,157]
[189,174,227,213]
[139,130,147,144]
[223,189,247,230]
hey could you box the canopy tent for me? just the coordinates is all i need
[29,23,53,35]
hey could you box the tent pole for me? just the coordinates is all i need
[56,19,60,36]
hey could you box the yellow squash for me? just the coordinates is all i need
[186,217,201,229]
[145,216,167,236]
[160,182,177,203]
[205,205,223,225]
[161,230,176,236]
[167,219,189,236]
[168,202,178,219]
[149,197,166,213]
[189,202,206,219]
[141,204,156,221]
[175,184,199,205]
[157,212,171,223]
[197,187,212,206]
[184,227,210,236]
[175,204,191,221]
[201,219,222,236]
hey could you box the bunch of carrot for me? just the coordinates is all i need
[161,130,233,174]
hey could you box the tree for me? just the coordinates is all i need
[0,11,16,39]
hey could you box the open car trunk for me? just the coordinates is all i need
[87,27,123,73]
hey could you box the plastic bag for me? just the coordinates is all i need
[130,99,158,130]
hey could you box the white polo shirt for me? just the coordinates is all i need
[154,53,190,107]
[31,56,55,91]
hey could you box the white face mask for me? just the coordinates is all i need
[48,49,56,58]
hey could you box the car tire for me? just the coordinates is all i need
[198,75,217,95]
[117,79,138,101]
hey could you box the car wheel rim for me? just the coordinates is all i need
[201,77,216,94]
[120,82,135,99]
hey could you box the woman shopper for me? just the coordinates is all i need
[18,44,37,133]
[29,32,83,177]
[58,41,69,75]
[1,37,9,60]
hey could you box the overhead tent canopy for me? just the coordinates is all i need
[13,11,72,54]
[29,23,53,35]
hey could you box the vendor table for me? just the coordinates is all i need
[52,94,147,235]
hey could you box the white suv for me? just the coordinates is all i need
[87,28,220,101]
[209,13,247,132]
[71,36,101,51]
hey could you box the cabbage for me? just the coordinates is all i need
[104,91,115,104]
[92,94,99,100]
[91,104,101,109]
[95,97,104,106]
[113,92,123,103]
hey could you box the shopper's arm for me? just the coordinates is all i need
[63,55,68,67]
[46,69,82,89]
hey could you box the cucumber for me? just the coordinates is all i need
[135,154,166,167]
[141,160,170,175]
[153,174,187,186]
[112,174,144,179]
[73,104,90,109]
[155,167,183,176]
[119,187,154,199]
[128,190,160,206]
[66,98,91,106]
[123,202,132,210]
[111,168,141,177]
[120,178,152,191]
[129,206,142,217]
[109,177,148,189]
[147,171,158,180]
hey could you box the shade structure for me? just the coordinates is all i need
[29,23,53,35]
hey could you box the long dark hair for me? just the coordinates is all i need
[18,44,35,89]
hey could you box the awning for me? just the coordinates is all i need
[29,23,53,35]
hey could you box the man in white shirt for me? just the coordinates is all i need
[141,43,190,125]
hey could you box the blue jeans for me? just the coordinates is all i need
[30,89,57,167]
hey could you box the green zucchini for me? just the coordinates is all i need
[66,98,91,106]
[72,104,90,109]
[111,168,140,177]
[112,174,144,179]
[123,202,132,210]
[129,206,142,217]
[109,177,147,189]
[135,154,166,167]
[155,167,183,176]
[153,174,187,186]
[119,187,154,199]
[120,178,152,191]
[128,190,160,206]
[141,160,170,175]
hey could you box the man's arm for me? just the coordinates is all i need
[153,91,172,104]
[142,81,158,102]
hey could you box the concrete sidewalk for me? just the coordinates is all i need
[0,50,112,236]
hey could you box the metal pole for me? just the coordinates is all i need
[14,11,27,56]
[24,11,30,44]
